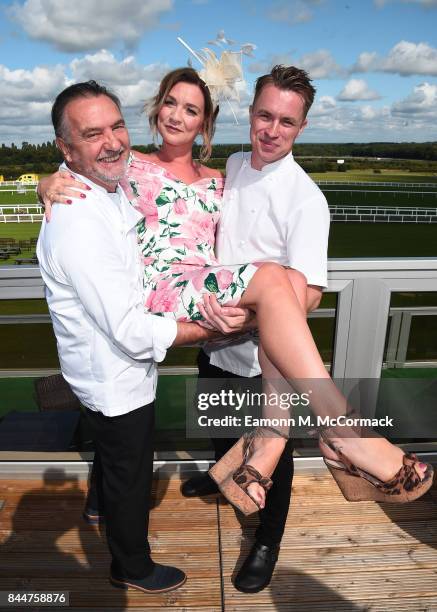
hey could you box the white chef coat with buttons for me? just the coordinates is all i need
[37,166,177,416]
[207,151,330,377]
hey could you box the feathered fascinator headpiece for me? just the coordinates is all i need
[177,31,256,123]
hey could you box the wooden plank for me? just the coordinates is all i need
[65,609,220,612]
[218,495,437,528]
[219,474,437,609]
[0,478,222,610]
[0,576,221,608]
[221,568,437,606]
[0,528,219,553]
[0,551,221,578]
[3,475,437,609]
[64,609,221,612]
[220,520,437,550]
[222,543,437,575]
[0,478,188,496]
[0,505,219,531]
[224,596,437,611]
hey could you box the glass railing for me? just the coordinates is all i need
[0,259,436,463]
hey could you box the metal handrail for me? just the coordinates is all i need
[316,181,437,188]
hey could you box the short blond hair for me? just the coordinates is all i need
[146,68,218,162]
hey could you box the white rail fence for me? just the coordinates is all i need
[0,206,42,213]
[330,205,437,223]
[0,214,43,223]
[0,181,38,187]
[1,206,437,224]
[316,181,437,188]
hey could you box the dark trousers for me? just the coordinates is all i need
[84,402,155,578]
[198,350,294,547]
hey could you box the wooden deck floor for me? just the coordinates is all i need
[1,473,437,611]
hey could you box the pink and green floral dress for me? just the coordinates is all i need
[120,155,258,322]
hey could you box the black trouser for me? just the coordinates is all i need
[84,402,155,578]
[198,350,294,547]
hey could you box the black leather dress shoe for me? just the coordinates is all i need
[181,473,220,497]
[110,563,186,593]
[233,541,280,593]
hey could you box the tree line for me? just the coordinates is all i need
[1,141,436,179]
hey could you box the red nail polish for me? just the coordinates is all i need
[86,185,91,190]
[419,463,427,469]
[66,199,72,204]
[80,193,86,199]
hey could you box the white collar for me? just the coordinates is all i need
[244,150,294,175]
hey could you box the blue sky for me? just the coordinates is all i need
[1,0,437,145]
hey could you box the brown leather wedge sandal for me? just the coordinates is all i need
[324,444,434,503]
[209,427,287,516]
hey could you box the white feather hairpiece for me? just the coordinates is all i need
[177,33,256,124]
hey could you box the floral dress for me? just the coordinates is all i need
[120,155,258,321]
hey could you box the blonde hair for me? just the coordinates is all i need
[146,67,219,162]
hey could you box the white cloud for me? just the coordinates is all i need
[307,101,406,141]
[69,51,171,142]
[0,51,253,145]
[353,41,437,76]
[360,105,380,120]
[309,95,337,118]
[1,55,437,145]
[298,50,344,79]
[337,79,381,101]
[9,0,173,52]
[0,64,67,102]
[375,0,437,7]
[303,87,437,141]
[0,53,171,144]
[247,53,295,74]
[392,82,437,117]
[0,63,67,142]
[267,0,324,25]
[70,50,169,109]
[248,50,343,79]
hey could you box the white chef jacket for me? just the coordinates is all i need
[206,151,330,377]
[37,167,177,416]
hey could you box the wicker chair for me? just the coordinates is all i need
[34,373,81,412]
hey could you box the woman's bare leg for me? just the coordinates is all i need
[235,263,425,492]
[245,344,289,508]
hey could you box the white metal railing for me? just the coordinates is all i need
[2,207,436,226]
[316,181,437,188]
[0,206,42,214]
[323,189,437,196]
[0,181,38,187]
[0,214,43,223]
[0,259,436,378]
[330,206,437,223]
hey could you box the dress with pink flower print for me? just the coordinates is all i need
[120,155,258,322]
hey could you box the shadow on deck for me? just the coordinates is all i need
[1,471,437,611]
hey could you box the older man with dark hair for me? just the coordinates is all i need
[37,81,236,595]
